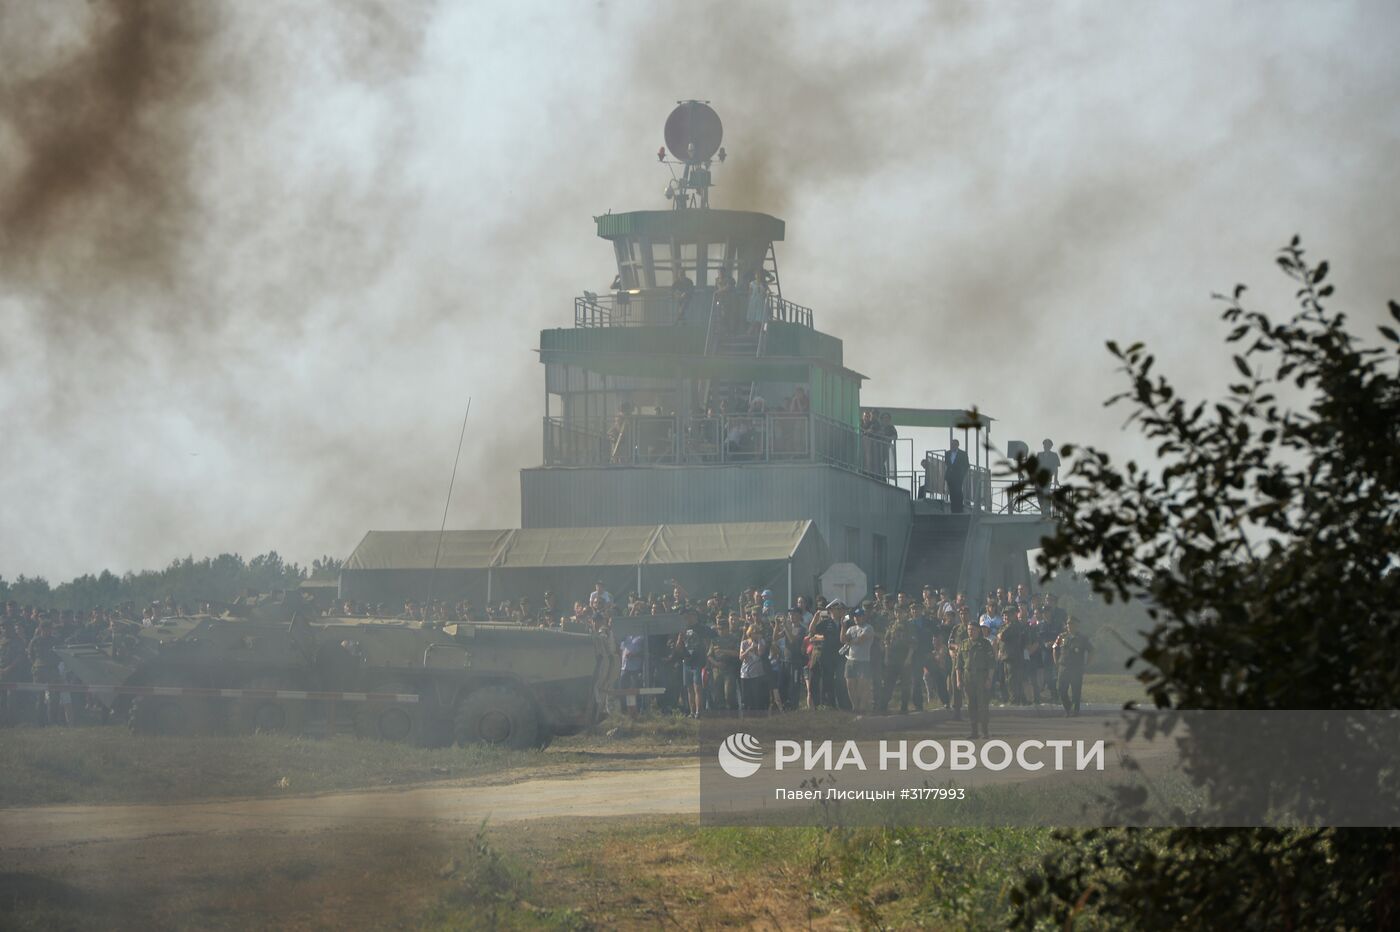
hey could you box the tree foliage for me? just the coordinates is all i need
[0,551,312,610]
[1010,241,1400,928]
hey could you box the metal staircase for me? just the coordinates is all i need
[899,513,973,593]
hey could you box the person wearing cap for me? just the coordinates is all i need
[958,617,995,739]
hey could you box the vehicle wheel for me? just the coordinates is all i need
[355,680,426,745]
[129,696,213,736]
[233,679,307,736]
[454,686,539,750]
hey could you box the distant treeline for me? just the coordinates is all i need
[0,553,345,610]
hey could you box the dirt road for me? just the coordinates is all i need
[0,763,701,851]
[1,707,1159,851]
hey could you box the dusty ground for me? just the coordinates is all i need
[0,817,855,931]
[0,703,1151,929]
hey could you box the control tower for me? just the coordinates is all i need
[342,103,1054,608]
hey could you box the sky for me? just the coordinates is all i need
[1,0,1397,581]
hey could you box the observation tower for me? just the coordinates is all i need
[342,103,1052,607]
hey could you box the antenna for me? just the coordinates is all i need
[424,397,472,614]
[660,100,724,209]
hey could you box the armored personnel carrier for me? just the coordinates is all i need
[56,601,616,749]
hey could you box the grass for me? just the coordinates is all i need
[501,818,1065,929]
[421,825,594,931]
[1081,672,1154,707]
[697,824,1052,928]
[0,674,1148,809]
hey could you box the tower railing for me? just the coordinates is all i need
[543,412,915,492]
[573,290,814,330]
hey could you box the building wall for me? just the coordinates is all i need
[520,464,913,593]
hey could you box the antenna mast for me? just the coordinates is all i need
[425,398,472,613]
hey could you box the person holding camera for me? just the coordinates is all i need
[738,624,769,716]
[840,610,875,713]
[807,608,841,709]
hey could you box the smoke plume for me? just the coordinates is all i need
[1,0,1397,581]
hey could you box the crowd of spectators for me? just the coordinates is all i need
[579,580,1091,724]
[0,579,1093,732]
[0,599,192,726]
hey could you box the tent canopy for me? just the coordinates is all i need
[345,521,815,572]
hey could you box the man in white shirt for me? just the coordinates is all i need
[589,582,613,611]
[979,599,1003,637]
[841,612,875,713]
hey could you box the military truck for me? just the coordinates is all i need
[56,605,617,750]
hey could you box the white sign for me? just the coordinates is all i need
[820,562,867,608]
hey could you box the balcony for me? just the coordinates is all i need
[543,412,907,482]
[574,290,814,330]
[917,450,1066,516]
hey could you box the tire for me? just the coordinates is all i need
[454,686,539,750]
[355,680,427,745]
[232,678,307,736]
[129,696,214,737]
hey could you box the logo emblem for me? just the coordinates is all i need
[717,732,763,778]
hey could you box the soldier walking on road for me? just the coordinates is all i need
[998,606,1030,705]
[1052,617,1094,716]
[958,620,995,739]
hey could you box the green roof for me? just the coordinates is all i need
[345,521,817,571]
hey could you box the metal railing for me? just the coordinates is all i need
[916,449,1064,516]
[543,418,1068,517]
[545,413,816,467]
[767,294,813,328]
[544,412,923,496]
[573,289,815,330]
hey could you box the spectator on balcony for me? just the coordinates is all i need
[788,386,809,413]
[713,272,737,331]
[1036,438,1061,515]
[945,439,970,513]
[879,411,898,480]
[608,402,634,464]
[673,272,695,324]
[746,270,769,334]
[860,410,877,475]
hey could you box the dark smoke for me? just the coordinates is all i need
[1,1,1397,582]
[0,1,211,297]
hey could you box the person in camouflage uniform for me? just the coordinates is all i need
[882,607,919,714]
[998,606,1030,705]
[1052,616,1094,716]
[708,616,742,711]
[946,606,973,720]
[957,619,996,739]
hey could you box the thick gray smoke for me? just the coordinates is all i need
[1,0,1397,580]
